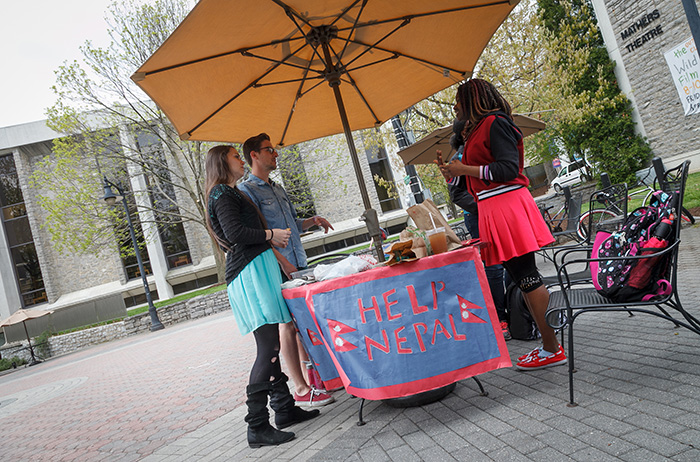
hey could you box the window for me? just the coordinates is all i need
[136,131,191,270]
[0,154,47,306]
[366,146,400,213]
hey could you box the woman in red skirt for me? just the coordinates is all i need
[439,79,567,370]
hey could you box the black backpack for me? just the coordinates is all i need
[505,282,540,340]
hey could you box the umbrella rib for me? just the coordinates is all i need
[240,51,325,76]
[136,36,309,77]
[347,39,467,77]
[338,18,410,71]
[253,75,324,88]
[279,65,312,146]
[336,1,514,33]
[187,42,310,136]
[343,55,400,73]
[334,0,368,61]
[270,0,314,28]
[342,71,381,125]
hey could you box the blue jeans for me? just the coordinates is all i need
[464,212,508,323]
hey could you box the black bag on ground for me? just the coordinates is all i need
[505,283,540,340]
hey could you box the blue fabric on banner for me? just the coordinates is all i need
[311,259,500,390]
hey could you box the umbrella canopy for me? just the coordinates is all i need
[0,308,52,328]
[132,0,518,146]
[1,308,53,366]
[398,113,546,165]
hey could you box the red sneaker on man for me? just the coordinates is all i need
[515,345,567,370]
[500,321,511,341]
[293,388,335,407]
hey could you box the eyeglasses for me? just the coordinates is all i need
[258,147,276,154]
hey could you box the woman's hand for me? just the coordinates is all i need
[436,150,451,180]
[270,228,291,248]
[435,151,473,180]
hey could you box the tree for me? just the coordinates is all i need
[30,0,222,278]
[31,0,345,285]
[536,0,652,183]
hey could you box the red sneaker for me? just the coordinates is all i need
[518,346,542,361]
[515,345,567,370]
[293,388,335,407]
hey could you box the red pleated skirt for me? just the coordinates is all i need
[477,187,554,266]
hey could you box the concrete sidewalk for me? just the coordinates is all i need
[1,227,699,462]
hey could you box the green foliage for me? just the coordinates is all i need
[0,356,27,372]
[536,0,652,183]
[34,0,216,267]
[34,330,53,358]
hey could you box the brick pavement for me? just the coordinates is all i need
[2,225,700,462]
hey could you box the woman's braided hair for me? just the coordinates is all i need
[456,79,512,141]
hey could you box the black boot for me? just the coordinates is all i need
[245,382,295,448]
[269,373,320,429]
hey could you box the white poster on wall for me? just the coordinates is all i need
[664,36,700,116]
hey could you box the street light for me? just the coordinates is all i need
[102,176,164,332]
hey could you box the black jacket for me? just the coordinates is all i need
[208,184,271,284]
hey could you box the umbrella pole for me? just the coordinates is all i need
[328,84,385,262]
[321,41,385,262]
[22,320,39,366]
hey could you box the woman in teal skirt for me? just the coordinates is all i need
[205,145,319,448]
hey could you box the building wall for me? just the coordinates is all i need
[596,0,700,158]
[300,133,381,224]
[16,142,126,302]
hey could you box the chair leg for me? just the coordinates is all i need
[567,320,577,407]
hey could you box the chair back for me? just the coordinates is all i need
[582,182,628,243]
[563,194,582,233]
[660,160,691,241]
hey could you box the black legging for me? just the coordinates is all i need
[249,323,283,385]
[502,252,544,294]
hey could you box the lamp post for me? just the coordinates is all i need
[102,177,164,331]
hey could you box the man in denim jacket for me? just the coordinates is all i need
[240,133,334,407]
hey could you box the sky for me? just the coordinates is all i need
[0,0,113,128]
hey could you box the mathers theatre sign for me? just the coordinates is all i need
[621,9,663,53]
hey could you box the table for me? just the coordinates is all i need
[283,245,512,401]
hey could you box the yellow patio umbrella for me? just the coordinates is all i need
[0,308,53,366]
[398,114,546,165]
[131,0,519,258]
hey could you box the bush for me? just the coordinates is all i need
[34,330,53,358]
[0,356,27,371]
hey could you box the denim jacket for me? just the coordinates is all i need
[238,174,307,268]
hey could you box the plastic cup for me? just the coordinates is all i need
[426,227,447,255]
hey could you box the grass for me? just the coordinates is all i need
[625,171,700,213]
[126,283,227,316]
[576,171,700,216]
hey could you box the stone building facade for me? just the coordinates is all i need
[0,119,404,337]
[591,0,700,166]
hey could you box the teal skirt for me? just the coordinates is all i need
[227,249,292,336]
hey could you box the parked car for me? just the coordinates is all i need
[550,160,592,193]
